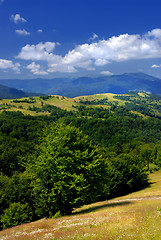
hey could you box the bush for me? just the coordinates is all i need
[1,202,33,229]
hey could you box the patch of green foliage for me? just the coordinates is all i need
[114,92,161,118]
[1,93,161,229]
[1,202,32,229]
[12,98,36,104]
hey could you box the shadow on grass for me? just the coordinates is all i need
[73,201,132,215]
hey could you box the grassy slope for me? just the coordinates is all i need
[0,92,155,116]
[0,171,161,240]
[0,94,118,116]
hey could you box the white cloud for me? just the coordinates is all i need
[147,28,161,39]
[15,29,30,36]
[88,33,98,41]
[100,70,113,76]
[17,42,76,73]
[152,64,161,68]
[0,59,20,73]
[95,59,110,66]
[17,29,161,75]
[26,62,48,75]
[37,29,43,33]
[47,64,77,73]
[11,14,27,24]
[17,42,58,61]
[63,29,161,68]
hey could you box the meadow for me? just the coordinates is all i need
[0,93,117,114]
[0,91,161,119]
[0,170,161,240]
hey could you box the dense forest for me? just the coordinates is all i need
[0,92,161,230]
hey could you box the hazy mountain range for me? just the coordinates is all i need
[0,72,161,98]
[0,84,41,99]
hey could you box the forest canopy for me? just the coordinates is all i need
[0,92,161,229]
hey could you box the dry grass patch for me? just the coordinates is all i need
[1,171,161,240]
[1,199,160,240]
[0,95,80,115]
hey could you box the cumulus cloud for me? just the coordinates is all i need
[100,70,114,76]
[26,62,48,75]
[64,29,161,67]
[17,42,58,61]
[17,29,161,75]
[17,42,76,73]
[0,59,20,73]
[147,28,161,39]
[11,14,27,24]
[15,29,30,36]
[152,64,161,68]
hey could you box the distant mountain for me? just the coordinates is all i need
[0,84,41,99]
[0,73,161,97]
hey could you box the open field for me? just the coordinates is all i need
[0,93,119,114]
[0,91,157,117]
[0,171,161,240]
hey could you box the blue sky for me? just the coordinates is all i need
[0,0,161,79]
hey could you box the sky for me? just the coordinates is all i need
[0,0,161,79]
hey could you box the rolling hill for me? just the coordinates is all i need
[0,72,161,97]
[0,84,41,99]
[0,91,161,237]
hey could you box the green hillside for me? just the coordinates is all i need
[0,170,161,240]
[0,91,161,231]
[1,91,161,118]
[0,84,41,99]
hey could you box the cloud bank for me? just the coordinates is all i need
[16,28,161,75]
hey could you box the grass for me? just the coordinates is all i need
[0,170,161,240]
[0,95,79,115]
[0,93,129,116]
[1,92,160,119]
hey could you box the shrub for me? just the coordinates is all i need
[1,202,33,229]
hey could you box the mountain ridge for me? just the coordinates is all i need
[0,84,42,99]
[0,72,160,98]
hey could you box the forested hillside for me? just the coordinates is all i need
[0,73,161,97]
[0,84,40,99]
[0,91,161,230]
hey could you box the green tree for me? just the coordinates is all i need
[32,123,107,218]
[1,202,32,229]
[141,147,152,171]
[0,171,34,229]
